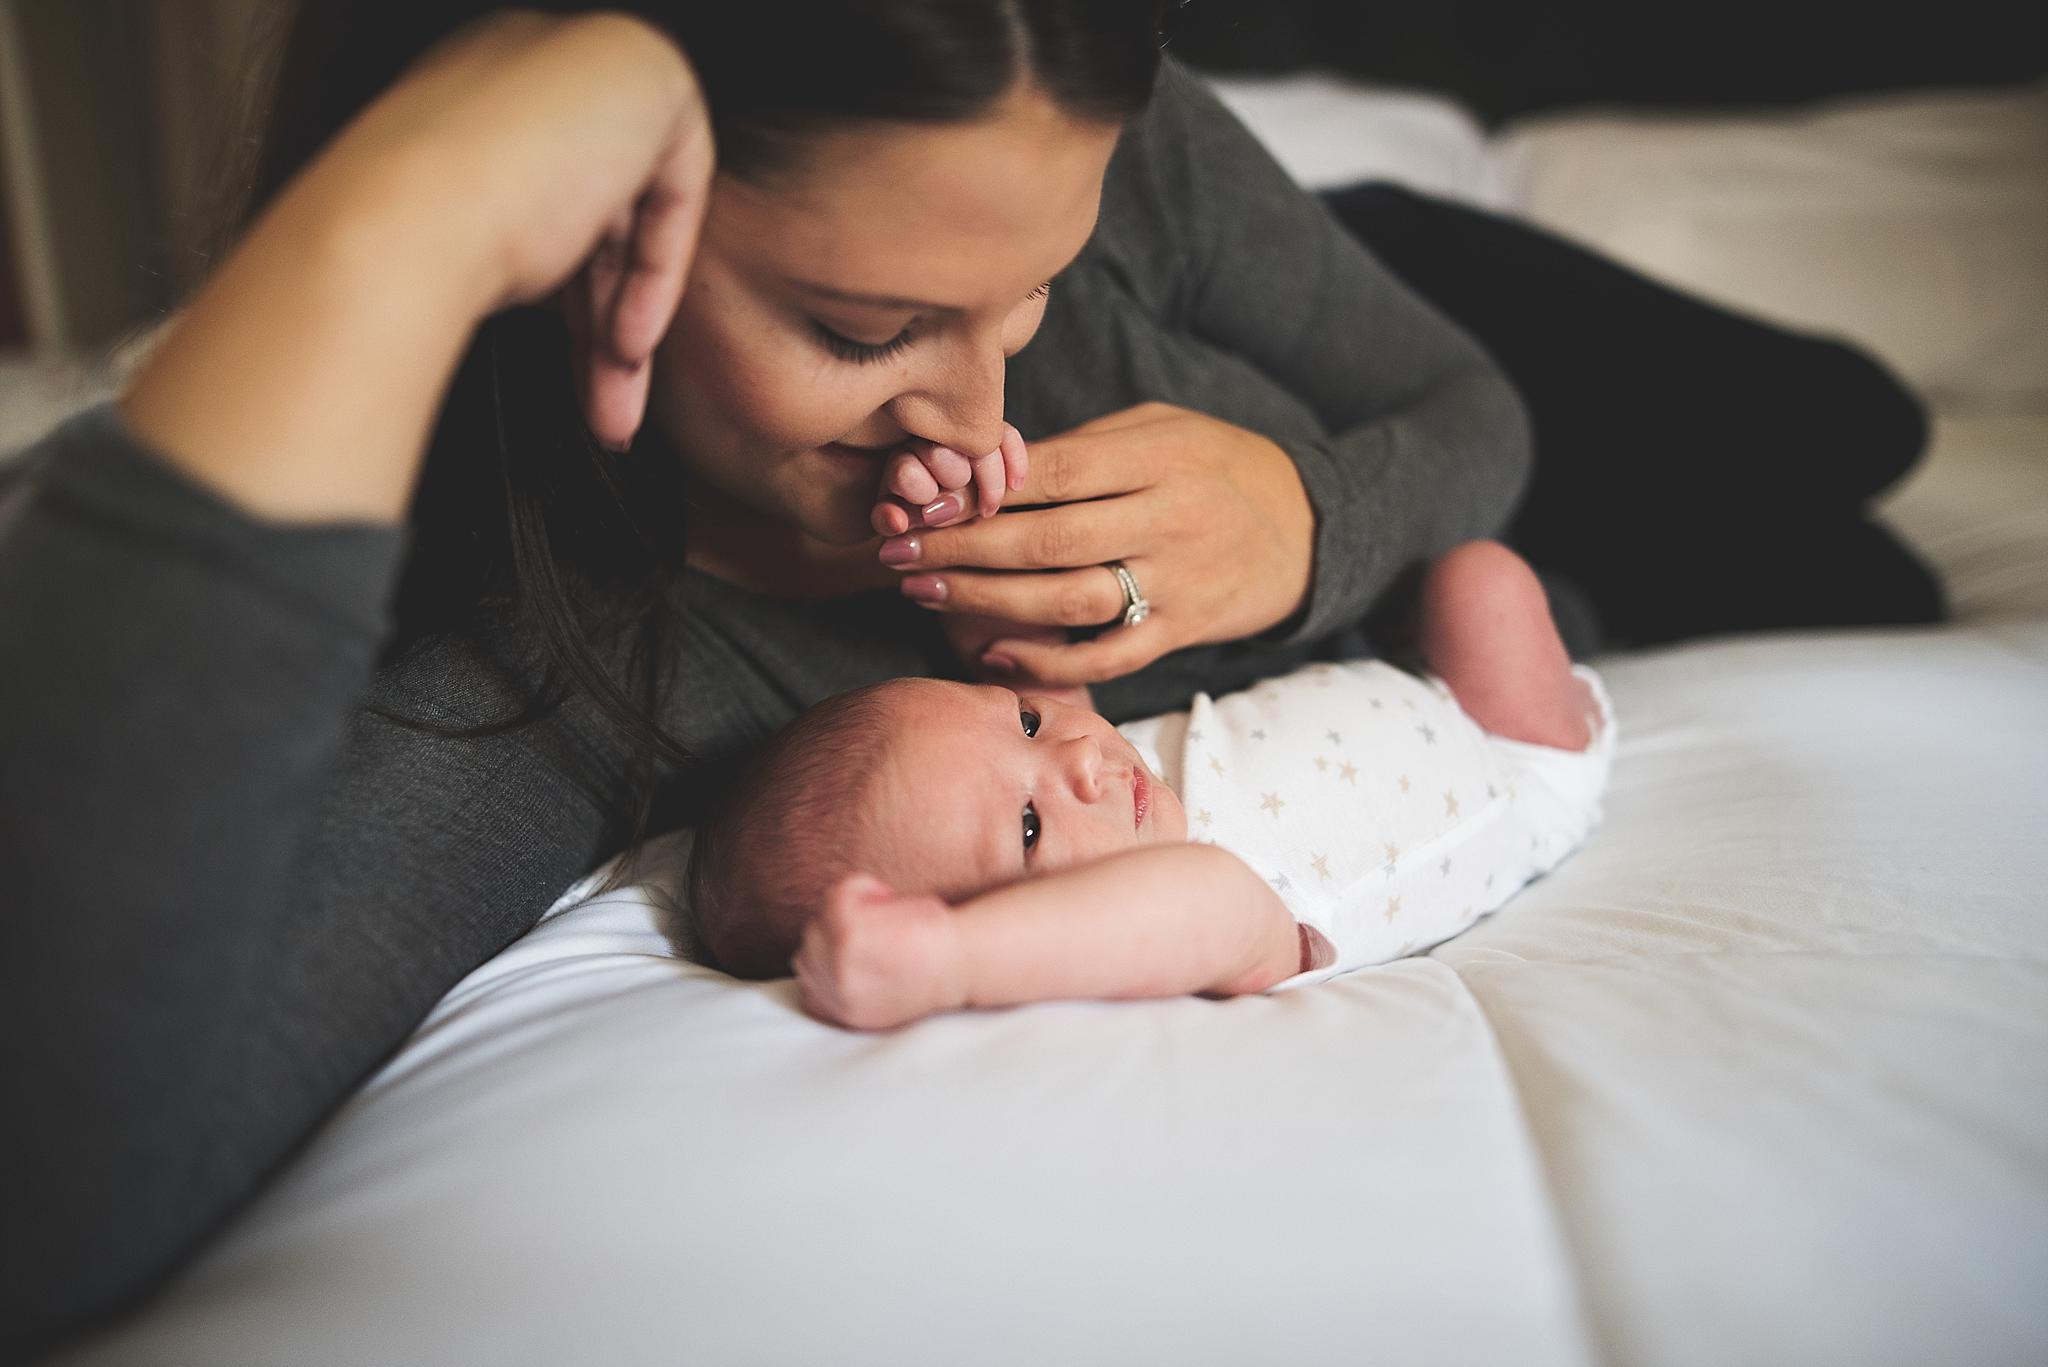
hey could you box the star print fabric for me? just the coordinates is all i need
[1120,661,1615,991]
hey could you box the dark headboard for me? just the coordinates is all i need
[1164,0,2048,125]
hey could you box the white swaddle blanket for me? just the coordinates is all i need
[1120,659,1615,989]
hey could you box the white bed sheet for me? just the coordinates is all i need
[54,88,2048,1367]
[56,425,2048,1367]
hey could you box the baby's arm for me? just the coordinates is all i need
[794,845,1315,1030]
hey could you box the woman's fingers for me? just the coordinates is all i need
[588,206,633,330]
[582,355,646,451]
[983,622,1166,687]
[880,496,1135,572]
[604,192,695,364]
[578,122,713,447]
[900,565,1129,627]
[609,126,712,363]
[1002,410,1163,505]
[573,209,632,447]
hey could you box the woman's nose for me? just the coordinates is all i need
[889,337,1007,460]
[1060,736,1104,801]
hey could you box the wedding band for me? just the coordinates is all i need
[1108,560,1150,628]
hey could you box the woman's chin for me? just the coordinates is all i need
[800,503,885,549]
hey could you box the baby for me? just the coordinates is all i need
[684,540,1614,1029]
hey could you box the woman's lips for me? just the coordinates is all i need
[1132,769,1150,831]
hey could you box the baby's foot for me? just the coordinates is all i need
[1420,541,1593,750]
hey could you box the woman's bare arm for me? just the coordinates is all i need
[122,12,709,523]
[793,844,1308,1030]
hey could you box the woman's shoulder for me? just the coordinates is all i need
[1092,60,1295,255]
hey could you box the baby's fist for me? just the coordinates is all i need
[794,873,965,1030]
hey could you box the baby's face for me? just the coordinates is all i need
[860,680,1188,899]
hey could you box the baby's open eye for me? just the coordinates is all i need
[1022,800,1040,852]
[1019,707,1041,738]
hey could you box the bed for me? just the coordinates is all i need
[44,76,2048,1367]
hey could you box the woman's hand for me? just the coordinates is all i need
[344,11,715,450]
[884,403,1316,684]
[794,874,966,1031]
[122,12,711,519]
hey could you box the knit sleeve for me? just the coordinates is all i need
[1105,62,1533,642]
[0,404,615,1356]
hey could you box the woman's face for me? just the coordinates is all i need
[647,86,1122,547]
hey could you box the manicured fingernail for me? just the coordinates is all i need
[921,493,962,524]
[901,574,946,605]
[879,535,921,567]
[981,650,1018,673]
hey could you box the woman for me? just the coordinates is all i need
[3,3,1515,1348]
[0,1,1933,1354]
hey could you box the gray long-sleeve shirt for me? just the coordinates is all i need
[0,63,1526,1354]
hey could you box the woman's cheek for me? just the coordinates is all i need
[1001,296,1050,357]
[701,311,889,450]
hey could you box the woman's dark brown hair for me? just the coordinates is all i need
[231,0,1165,857]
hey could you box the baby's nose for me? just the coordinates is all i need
[1064,737,1103,799]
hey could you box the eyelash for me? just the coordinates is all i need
[810,322,916,366]
[1020,705,1042,852]
[810,282,1053,366]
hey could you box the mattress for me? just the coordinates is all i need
[54,84,2048,1367]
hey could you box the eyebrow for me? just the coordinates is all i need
[788,277,952,314]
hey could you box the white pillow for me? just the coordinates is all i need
[1494,83,2048,409]
[0,353,118,458]
[1207,73,1511,208]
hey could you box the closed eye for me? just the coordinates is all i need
[811,321,915,366]
[814,281,1048,365]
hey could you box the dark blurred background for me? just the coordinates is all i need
[1166,0,2048,122]
[0,0,2043,354]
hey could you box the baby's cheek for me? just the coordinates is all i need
[1154,785,1191,844]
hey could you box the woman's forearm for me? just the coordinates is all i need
[947,843,1301,1007]
[119,11,710,526]
[120,147,497,525]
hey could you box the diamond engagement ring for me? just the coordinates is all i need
[1108,560,1150,627]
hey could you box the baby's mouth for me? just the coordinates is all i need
[1132,768,1150,832]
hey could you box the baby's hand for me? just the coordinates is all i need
[794,873,966,1031]
[870,423,1028,537]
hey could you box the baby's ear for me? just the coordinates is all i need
[1299,924,1336,973]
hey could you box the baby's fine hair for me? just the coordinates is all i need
[684,682,904,978]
